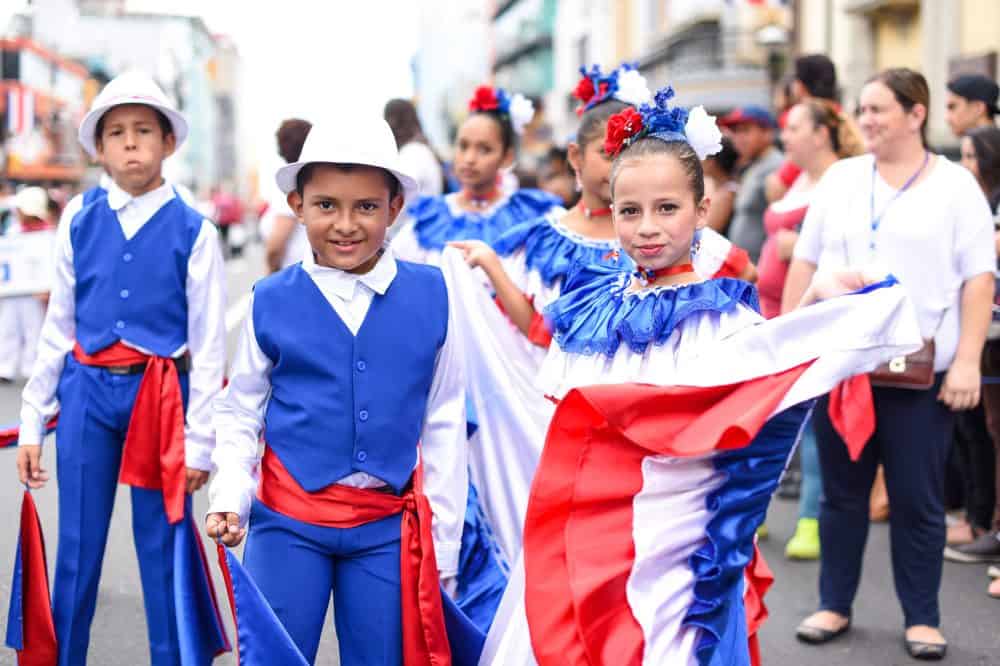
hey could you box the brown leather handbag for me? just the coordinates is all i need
[869,338,935,390]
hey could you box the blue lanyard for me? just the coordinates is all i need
[869,151,929,251]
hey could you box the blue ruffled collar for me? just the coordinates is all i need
[544,264,759,356]
[493,211,630,286]
[407,189,561,251]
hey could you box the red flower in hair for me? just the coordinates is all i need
[605,107,644,157]
[469,86,500,112]
[573,77,596,105]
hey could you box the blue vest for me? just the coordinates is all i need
[253,261,449,493]
[71,193,202,356]
[81,185,107,207]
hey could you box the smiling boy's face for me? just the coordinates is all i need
[287,163,404,274]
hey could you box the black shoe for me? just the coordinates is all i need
[904,638,947,660]
[795,618,851,644]
[944,530,1000,563]
[0,377,13,385]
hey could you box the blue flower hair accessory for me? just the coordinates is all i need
[604,85,723,161]
[573,63,652,116]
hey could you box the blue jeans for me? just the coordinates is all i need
[798,420,822,520]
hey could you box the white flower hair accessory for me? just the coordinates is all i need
[683,105,723,161]
[508,93,535,135]
[614,68,652,108]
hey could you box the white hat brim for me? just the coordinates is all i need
[276,161,419,203]
[78,98,189,158]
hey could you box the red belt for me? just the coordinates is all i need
[257,448,451,666]
[72,341,188,524]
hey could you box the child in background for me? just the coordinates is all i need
[0,187,54,382]
[392,84,562,265]
[15,70,228,666]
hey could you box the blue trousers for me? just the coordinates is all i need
[814,374,953,628]
[52,355,192,666]
[243,500,404,665]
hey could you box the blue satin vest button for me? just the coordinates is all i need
[359,409,369,422]
[120,289,130,299]
[356,450,367,462]
[356,360,366,372]
[115,320,125,329]
[122,252,133,262]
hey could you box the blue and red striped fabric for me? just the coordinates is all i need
[5,490,57,666]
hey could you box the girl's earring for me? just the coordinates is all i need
[574,172,582,192]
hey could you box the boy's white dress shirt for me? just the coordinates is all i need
[210,247,468,577]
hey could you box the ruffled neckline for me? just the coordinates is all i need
[493,211,630,286]
[544,264,759,357]
[407,189,562,251]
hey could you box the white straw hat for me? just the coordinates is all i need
[78,70,189,158]
[275,119,419,202]
[13,186,49,220]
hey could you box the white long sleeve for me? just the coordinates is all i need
[417,299,468,577]
[184,222,228,470]
[18,197,79,445]
[208,296,270,524]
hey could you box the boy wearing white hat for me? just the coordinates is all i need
[0,187,54,382]
[207,119,468,664]
[14,70,228,665]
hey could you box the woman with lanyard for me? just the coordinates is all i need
[784,68,995,660]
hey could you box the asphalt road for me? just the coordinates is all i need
[0,241,997,665]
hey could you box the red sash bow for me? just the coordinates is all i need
[72,342,188,524]
[257,448,452,666]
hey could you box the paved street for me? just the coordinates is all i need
[0,242,997,665]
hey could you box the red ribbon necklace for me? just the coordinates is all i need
[578,202,612,219]
[461,186,500,210]
[634,262,696,286]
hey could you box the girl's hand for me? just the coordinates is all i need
[206,512,246,547]
[939,359,981,411]
[448,240,499,271]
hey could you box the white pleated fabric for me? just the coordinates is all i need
[441,248,554,563]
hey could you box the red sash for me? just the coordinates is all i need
[72,342,187,524]
[257,448,452,666]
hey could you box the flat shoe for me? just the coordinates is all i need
[795,618,851,644]
[904,638,947,660]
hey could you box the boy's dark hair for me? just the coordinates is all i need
[795,54,838,101]
[610,137,705,203]
[95,106,173,144]
[705,136,739,176]
[470,110,516,153]
[577,99,628,149]
[276,118,312,164]
[384,99,425,148]
[295,162,401,201]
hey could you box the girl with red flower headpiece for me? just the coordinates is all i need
[392,85,561,266]
[459,84,923,666]
[440,67,758,572]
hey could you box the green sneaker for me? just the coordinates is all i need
[756,524,769,540]
[785,517,820,560]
